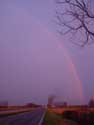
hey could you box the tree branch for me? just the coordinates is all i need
[56,0,94,46]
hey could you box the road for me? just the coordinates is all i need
[0,108,33,116]
[0,108,45,125]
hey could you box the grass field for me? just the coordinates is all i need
[43,110,78,125]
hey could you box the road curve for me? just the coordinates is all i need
[0,108,46,125]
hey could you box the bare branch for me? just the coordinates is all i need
[55,0,94,46]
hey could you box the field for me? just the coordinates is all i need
[46,107,94,125]
[43,110,78,125]
[48,106,94,114]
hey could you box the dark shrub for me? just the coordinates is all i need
[79,112,88,125]
[62,110,79,122]
[89,112,94,124]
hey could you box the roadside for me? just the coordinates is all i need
[43,110,78,125]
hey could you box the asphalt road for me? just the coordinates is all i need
[0,108,45,125]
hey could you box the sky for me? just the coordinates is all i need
[0,0,94,105]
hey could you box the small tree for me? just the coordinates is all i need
[88,99,94,107]
[55,0,94,47]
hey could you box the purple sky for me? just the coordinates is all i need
[0,0,94,105]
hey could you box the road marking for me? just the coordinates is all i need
[38,109,46,125]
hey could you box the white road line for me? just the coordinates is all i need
[38,110,46,125]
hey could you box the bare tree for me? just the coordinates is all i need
[88,99,94,107]
[48,95,56,106]
[55,0,94,47]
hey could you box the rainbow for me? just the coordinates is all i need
[32,16,84,104]
[42,26,84,104]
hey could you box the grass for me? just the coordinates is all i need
[43,110,64,125]
[43,110,78,125]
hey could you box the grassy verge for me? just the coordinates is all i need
[43,110,78,125]
[43,111,64,125]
